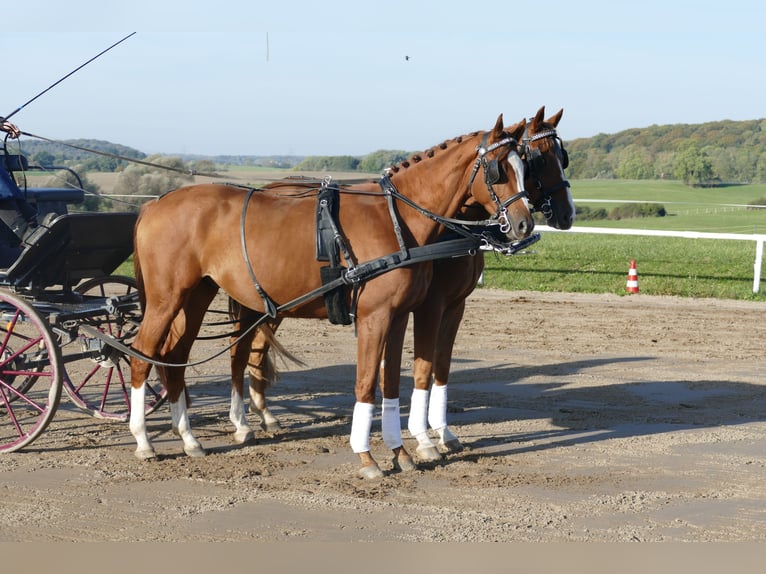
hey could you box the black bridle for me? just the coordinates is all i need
[466,133,529,234]
[521,127,570,222]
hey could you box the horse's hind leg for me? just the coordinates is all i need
[163,281,219,457]
[130,358,159,460]
[230,308,282,442]
[247,321,283,433]
[229,306,258,444]
[130,308,177,460]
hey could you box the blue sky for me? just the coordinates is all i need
[2,0,763,157]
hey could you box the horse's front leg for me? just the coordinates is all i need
[351,312,393,479]
[381,313,417,473]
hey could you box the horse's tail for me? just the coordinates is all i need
[252,322,307,388]
[228,297,305,389]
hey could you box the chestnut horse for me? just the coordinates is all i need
[228,107,573,461]
[129,114,534,478]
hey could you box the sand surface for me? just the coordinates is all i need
[2,289,765,542]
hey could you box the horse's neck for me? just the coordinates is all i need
[388,140,478,243]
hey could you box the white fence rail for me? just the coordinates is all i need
[539,226,766,293]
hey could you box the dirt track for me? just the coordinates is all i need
[1,289,765,542]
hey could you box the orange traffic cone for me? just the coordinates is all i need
[626,260,639,293]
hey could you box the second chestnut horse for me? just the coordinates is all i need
[229,107,573,464]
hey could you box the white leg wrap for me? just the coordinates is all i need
[428,384,449,431]
[129,384,153,454]
[381,397,402,450]
[350,401,374,453]
[408,388,433,448]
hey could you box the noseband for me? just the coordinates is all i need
[522,128,570,222]
[467,134,529,234]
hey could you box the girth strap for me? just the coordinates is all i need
[379,176,409,261]
[240,187,278,318]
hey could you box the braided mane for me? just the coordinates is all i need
[386,132,479,174]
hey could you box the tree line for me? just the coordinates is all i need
[14,117,766,198]
[564,118,766,185]
[294,118,766,186]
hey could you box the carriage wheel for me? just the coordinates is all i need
[60,276,167,421]
[0,290,64,453]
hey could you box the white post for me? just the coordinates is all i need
[754,238,764,293]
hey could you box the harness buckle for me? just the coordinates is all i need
[541,197,553,221]
[497,209,511,234]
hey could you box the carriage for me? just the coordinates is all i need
[0,152,166,452]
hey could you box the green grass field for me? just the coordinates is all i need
[481,179,766,300]
[116,177,766,301]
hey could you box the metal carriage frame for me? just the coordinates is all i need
[0,154,166,453]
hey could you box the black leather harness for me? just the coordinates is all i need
[239,172,537,329]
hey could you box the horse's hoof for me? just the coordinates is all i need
[184,445,207,458]
[416,444,443,462]
[135,448,157,461]
[392,455,418,473]
[358,464,384,479]
[233,429,255,444]
[260,420,282,433]
[440,438,464,454]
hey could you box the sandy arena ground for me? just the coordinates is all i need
[1,288,765,542]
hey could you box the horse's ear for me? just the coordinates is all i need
[545,108,564,128]
[492,114,505,137]
[532,106,546,130]
[506,118,527,140]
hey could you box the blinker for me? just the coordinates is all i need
[485,160,502,185]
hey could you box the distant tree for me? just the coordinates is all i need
[358,150,409,173]
[112,155,194,210]
[190,159,217,175]
[616,144,655,179]
[672,141,715,186]
[32,151,56,167]
[295,156,360,171]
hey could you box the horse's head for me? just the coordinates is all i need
[467,115,535,241]
[522,106,575,230]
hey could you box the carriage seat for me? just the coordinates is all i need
[0,211,138,291]
[2,154,85,216]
